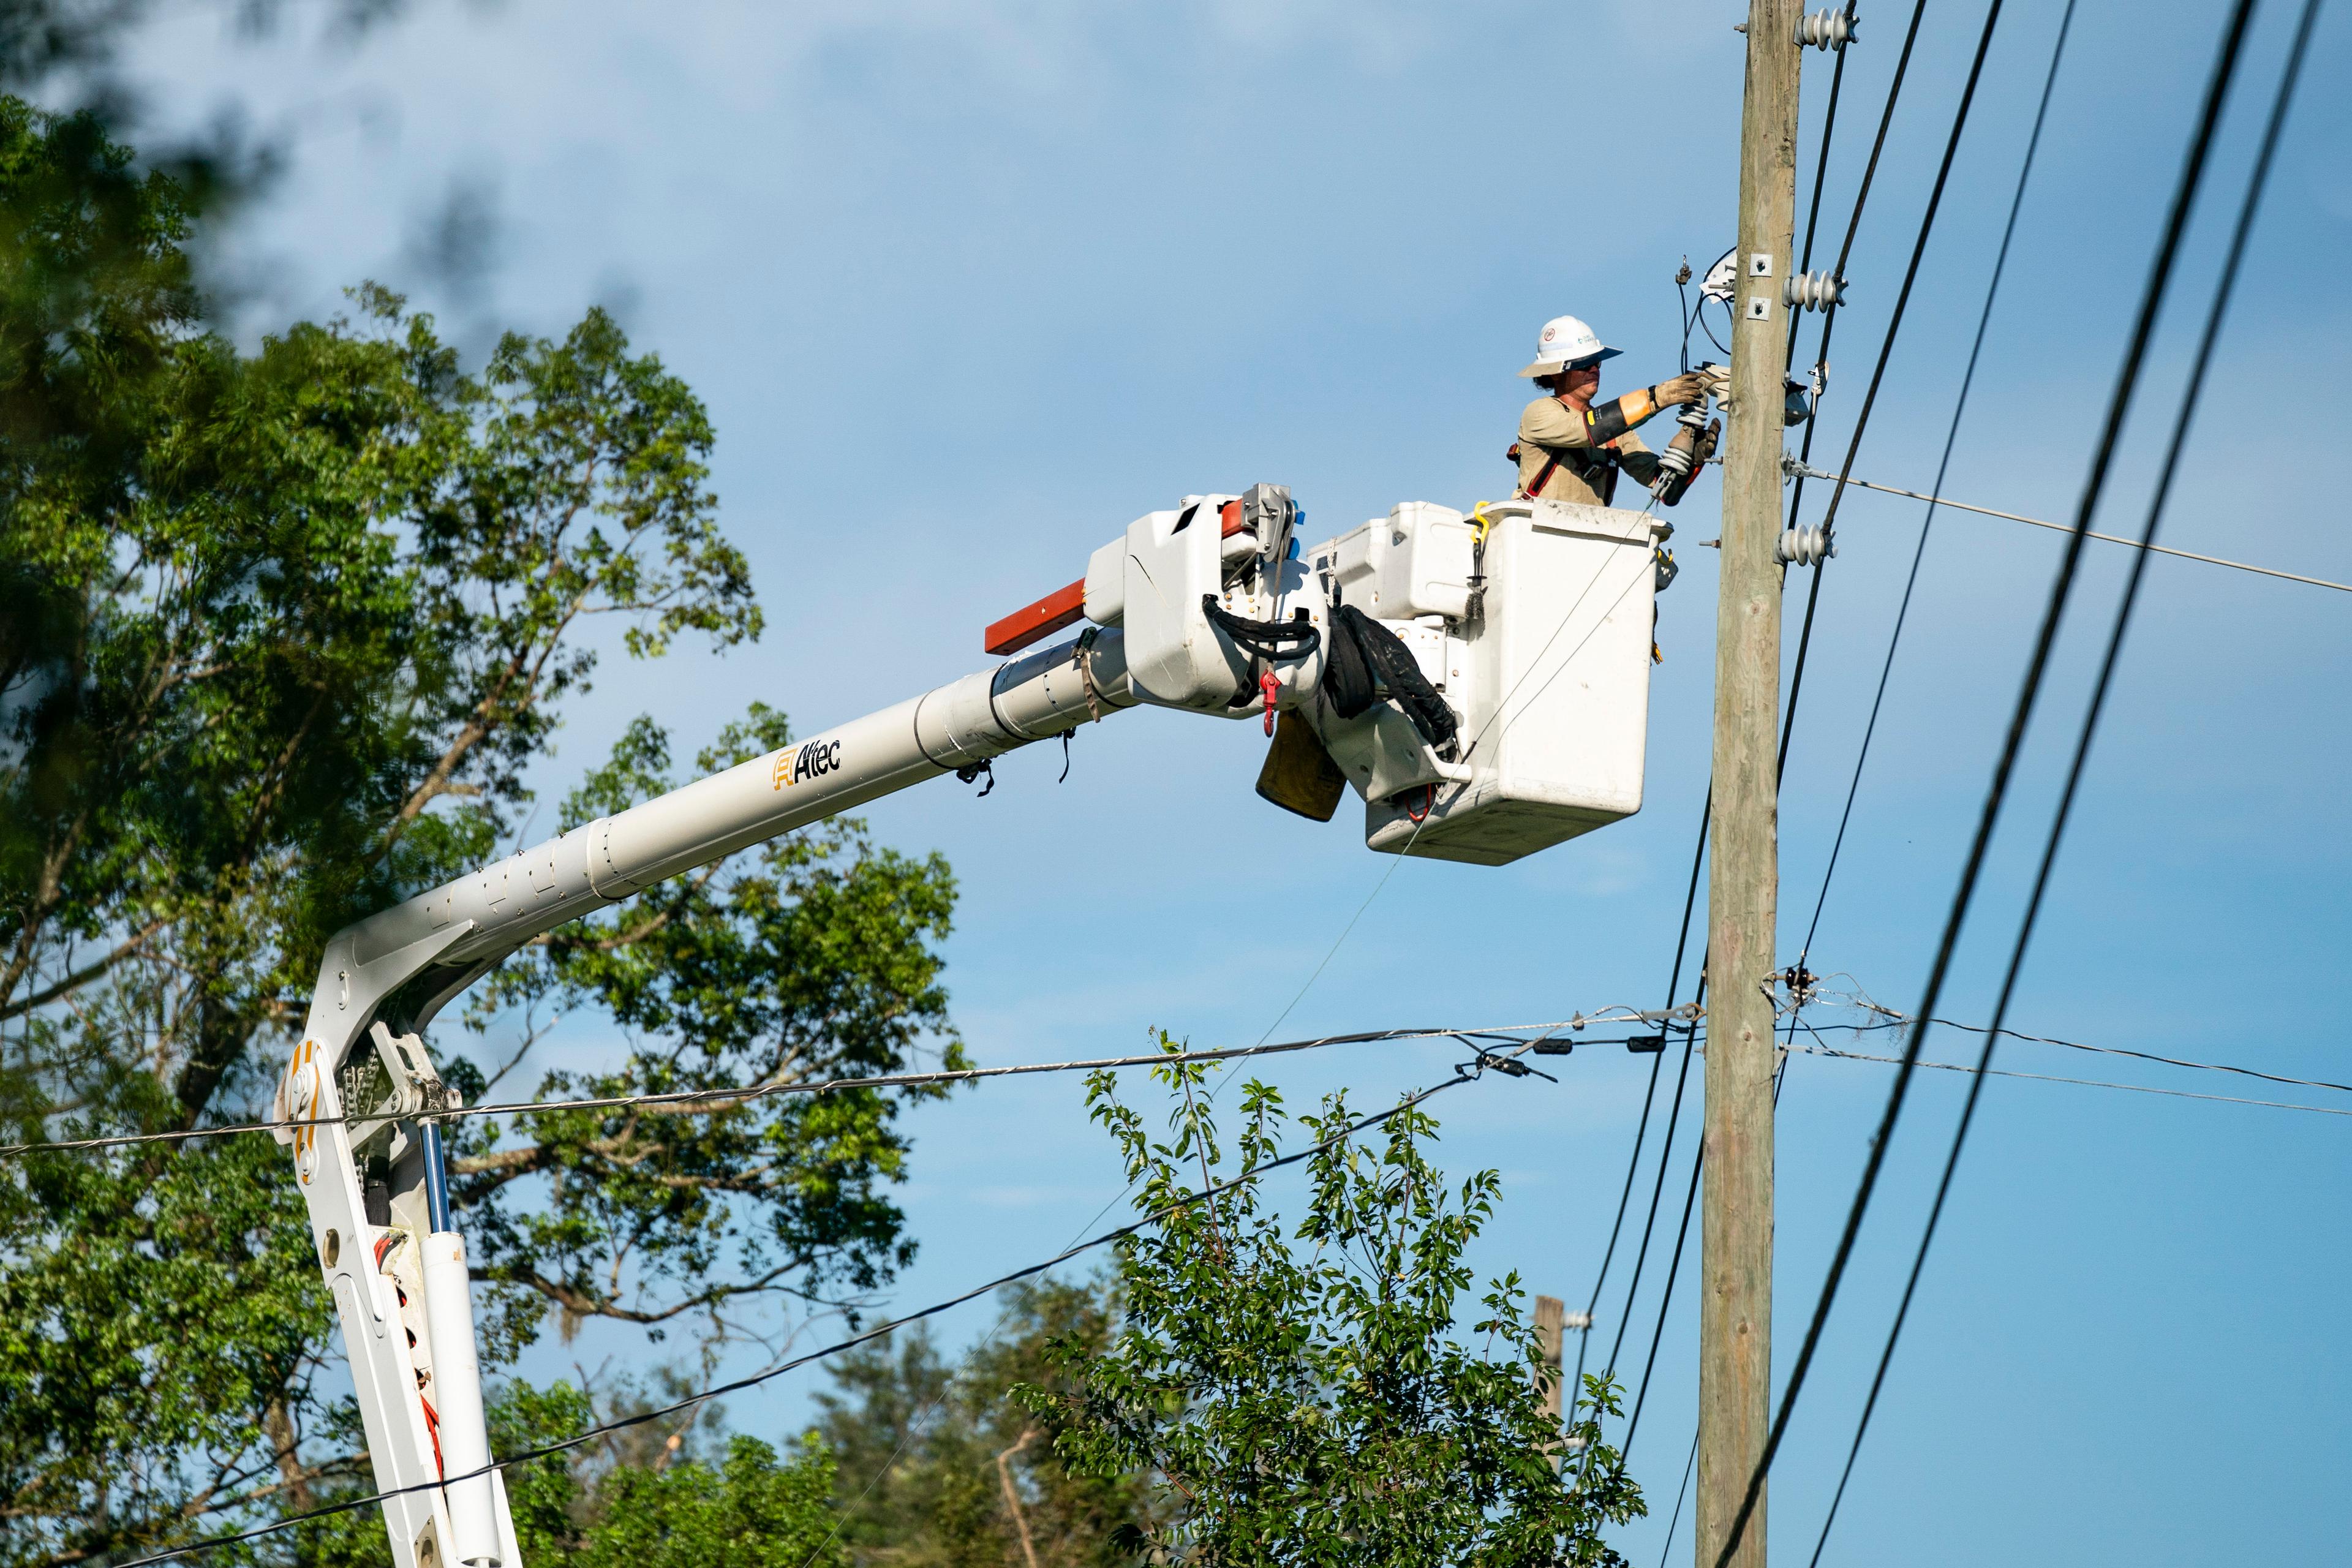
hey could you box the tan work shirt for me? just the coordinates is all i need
[1516,394,1663,508]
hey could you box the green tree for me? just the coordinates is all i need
[0,100,961,1566]
[291,1381,848,1568]
[1020,1060,1646,1567]
[813,1277,1157,1568]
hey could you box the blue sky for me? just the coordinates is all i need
[113,1,2352,1561]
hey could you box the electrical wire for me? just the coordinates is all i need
[1879,1012,2352,1096]
[1578,0,1867,1430]
[1712,5,2267,1561]
[1789,1041,2352,1118]
[105,1061,1520,1568]
[1803,7,2319,1559]
[1781,0,2011,778]
[1567,793,1708,1412]
[1656,1430,1701,1568]
[1580,0,1912,1453]
[1787,0,1861,377]
[0,1019,1610,1158]
[1622,1052,1792,1460]
[1775,0,1934,771]
[1798,0,2080,970]
[1599,1019,1700,1384]
[1784,466,2352,594]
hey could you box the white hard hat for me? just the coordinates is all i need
[1518,314,1621,377]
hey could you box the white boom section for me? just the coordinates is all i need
[281,484,1667,1568]
[274,627,1137,1568]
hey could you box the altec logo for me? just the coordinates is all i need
[772,738,843,790]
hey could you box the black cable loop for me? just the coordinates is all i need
[1200,595,1319,662]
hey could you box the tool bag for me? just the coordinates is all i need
[1255,708,1349,821]
[1322,605,1459,758]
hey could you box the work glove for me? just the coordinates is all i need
[1653,371,1708,408]
[1696,415,1721,462]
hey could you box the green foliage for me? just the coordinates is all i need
[1019,1057,1646,1567]
[287,1381,846,1568]
[0,99,959,1567]
[813,1277,1156,1568]
[453,707,961,1340]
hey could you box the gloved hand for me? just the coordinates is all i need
[1696,415,1721,462]
[1653,371,1708,407]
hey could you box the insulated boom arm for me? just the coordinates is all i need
[282,484,1666,1568]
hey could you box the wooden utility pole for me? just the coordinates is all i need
[1699,4,1800,1567]
[1535,1294,1567,1426]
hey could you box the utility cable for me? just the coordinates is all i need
[1781,0,2009,778]
[1599,1016,1700,1383]
[1803,7,2318,1559]
[1799,0,2080,967]
[1568,794,1708,1410]
[107,1062,1517,1568]
[1783,466,2352,594]
[1621,1054,1791,1458]
[1713,4,2265,1561]
[1790,1040,2352,1118]
[1574,0,1875,1404]
[0,1019,1613,1158]
[1585,0,1929,1452]
[1864,1011,2352,1096]
[1776,0,1932,767]
[1575,0,1864,1430]
[1786,0,1863,378]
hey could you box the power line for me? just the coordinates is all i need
[1789,1039,2352,1118]
[1599,1017,1700,1382]
[1569,802,1708,1410]
[1776,0,1934,772]
[107,1061,1522,1568]
[1620,0,2015,1530]
[1578,0,1890,1409]
[1577,1,1896,1426]
[1712,4,2267,1561]
[1798,0,2082,967]
[1781,0,2011,778]
[1784,464,2352,594]
[1622,1054,1792,1459]
[0,1018,1620,1158]
[1851,1008,2352,1097]
[1803,7,2321,1559]
[1787,0,1864,375]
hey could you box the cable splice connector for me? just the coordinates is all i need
[1795,7,1858,50]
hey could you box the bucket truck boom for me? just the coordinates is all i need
[278,483,1668,1568]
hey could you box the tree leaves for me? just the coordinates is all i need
[813,1277,1156,1568]
[1022,1060,1647,1567]
[0,98,958,1568]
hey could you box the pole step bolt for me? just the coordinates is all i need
[1784,270,1845,311]
[1795,7,1858,49]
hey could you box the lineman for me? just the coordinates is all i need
[1510,315,1716,507]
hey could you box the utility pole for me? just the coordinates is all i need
[1699,3,1800,1567]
